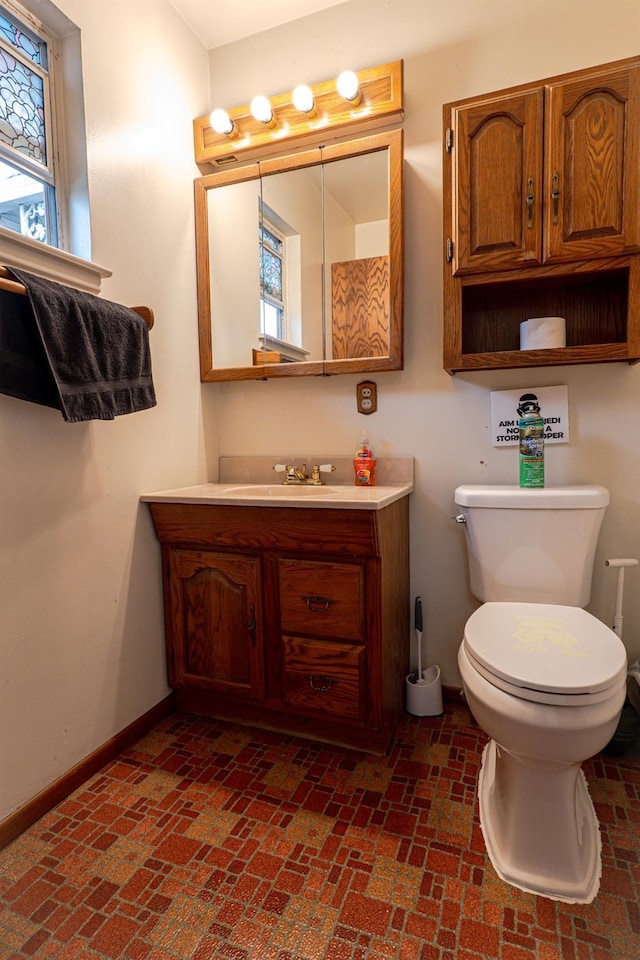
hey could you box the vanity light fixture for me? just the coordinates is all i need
[250,95,276,128]
[337,70,362,106]
[209,108,238,140]
[292,83,317,118]
[194,60,403,167]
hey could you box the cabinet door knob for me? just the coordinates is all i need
[248,605,256,634]
[302,595,335,612]
[308,675,334,692]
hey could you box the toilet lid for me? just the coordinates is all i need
[464,602,627,699]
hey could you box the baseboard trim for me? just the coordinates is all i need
[443,684,465,705]
[0,693,175,852]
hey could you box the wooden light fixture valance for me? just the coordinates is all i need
[194,60,403,168]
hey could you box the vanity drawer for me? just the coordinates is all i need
[283,636,364,719]
[279,559,364,641]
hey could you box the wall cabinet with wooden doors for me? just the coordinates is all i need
[443,56,640,373]
[148,499,409,754]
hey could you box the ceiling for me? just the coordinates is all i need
[168,0,349,50]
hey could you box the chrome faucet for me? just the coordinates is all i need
[273,462,336,485]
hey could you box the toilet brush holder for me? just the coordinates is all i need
[405,665,443,717]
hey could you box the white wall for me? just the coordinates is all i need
[205,0,640,684]
[0,0,211,820]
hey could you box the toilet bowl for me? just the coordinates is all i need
[454,485,628,903]
[458,602,627,902]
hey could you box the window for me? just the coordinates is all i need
[257,198,307,361]
[259,218,286,341]
[0,1,99,291]
[0,2,58,245]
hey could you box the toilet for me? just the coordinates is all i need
[454,484,627,903]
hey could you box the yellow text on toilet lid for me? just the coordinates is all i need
[511,616,588,657]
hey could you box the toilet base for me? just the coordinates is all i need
[478,740,602,903]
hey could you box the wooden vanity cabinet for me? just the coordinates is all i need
[443,56,640,372]
[148,499,409,754]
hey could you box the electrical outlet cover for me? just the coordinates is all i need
[357,380,377,415]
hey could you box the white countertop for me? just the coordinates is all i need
[141,480,413,511]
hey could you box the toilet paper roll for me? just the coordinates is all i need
[520,316,566,350]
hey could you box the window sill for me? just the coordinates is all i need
[0,226,110,294]
[258,334,310,363]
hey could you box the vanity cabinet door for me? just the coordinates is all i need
[168,549,263,698]
[449,89,544,275]
[544,64,640,263]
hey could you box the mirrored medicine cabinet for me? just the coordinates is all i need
[194,127,404,382]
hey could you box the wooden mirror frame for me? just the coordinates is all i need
[194,128,404,382]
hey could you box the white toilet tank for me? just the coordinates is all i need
[454,485,609,606]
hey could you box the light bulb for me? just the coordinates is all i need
[337,70,361,105]
[292,84,316,117]
[209,108,237,139]
[251,95,275,127]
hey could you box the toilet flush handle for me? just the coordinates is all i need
[452,513,467,523]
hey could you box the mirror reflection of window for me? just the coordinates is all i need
[259,218,286,340]
[258,168,321,362]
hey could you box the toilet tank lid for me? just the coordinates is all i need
[454,484,609,509]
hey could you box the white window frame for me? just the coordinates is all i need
[0,0,108,293]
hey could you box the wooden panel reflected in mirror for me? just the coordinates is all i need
[331,255,389,359]
[194,129,404,382]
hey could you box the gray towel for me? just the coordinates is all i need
[2,268,156,422]
[0,288,59,409]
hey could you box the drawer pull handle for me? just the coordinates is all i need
[302,595,335,613]
[308,674,334,692]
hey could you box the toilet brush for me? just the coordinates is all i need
[414,596,427,685]
[405,596,443,716]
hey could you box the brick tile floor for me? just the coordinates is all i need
[0,702,638,959]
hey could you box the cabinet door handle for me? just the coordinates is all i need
[308,675,334,692]
[551,171,560,225]
[248,605,256,634]
[302,595,336,613]
[526,177,534,229]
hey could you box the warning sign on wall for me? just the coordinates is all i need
[490,385,569,448]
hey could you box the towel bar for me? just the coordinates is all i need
[0,266,154,330]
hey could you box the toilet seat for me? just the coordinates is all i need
[463,602,628,706]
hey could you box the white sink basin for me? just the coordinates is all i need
[222,484,340,497]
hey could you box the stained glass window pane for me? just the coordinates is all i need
[260,246,283,300]
[0,12,45,66]
[0,49,46,164]
[260,224,282,254]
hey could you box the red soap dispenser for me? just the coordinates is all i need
[353,430,377,486]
